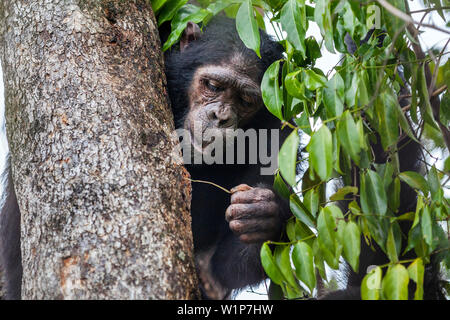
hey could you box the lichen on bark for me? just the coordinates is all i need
[0,0,198,299]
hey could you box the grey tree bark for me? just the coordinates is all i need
[0,0,198,299]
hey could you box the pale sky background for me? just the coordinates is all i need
[0,1,448,300]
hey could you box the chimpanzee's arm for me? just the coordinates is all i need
[210,183,290,290]
[0,158,22,300]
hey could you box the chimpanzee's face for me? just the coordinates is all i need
[184,56,264,154]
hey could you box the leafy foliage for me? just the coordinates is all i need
[152,0,450,300]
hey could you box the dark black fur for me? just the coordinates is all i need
[0,158,22,299]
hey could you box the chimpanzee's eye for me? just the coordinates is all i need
[204,79,223,92]
[239,95,252,107]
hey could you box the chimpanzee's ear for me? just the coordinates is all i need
[180,21,201,52]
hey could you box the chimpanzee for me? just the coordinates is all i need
[164,17,292,299]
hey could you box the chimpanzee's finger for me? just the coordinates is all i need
[230,187,275,204]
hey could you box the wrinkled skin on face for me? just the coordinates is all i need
[184,63,264,153]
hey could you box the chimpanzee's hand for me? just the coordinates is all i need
[225,184,282,244]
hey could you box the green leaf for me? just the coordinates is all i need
[356,119,368,150]
[417,64,440,130]
[303,70,327,91]
[273,172,291,199]
[317,207,339,268]
[361,266,382,300]
[162,5,209,51]
[307,125,333,181]
[329,186,358,201]
[303,189,319,218]
[152,0,168,14]
[305,37,322,60]
[348,200,361,215]
[236,0,261,58]
[286,219,297,242]
[405,223,427,257]
[360,170,388,215]
[382,264,409,300]
[292,242,316,293]
[375,92,399,150]
[428,166,441,202]
[345,72,358,108]
[386,226,399,263]
[358,70,370,106]
[261,243,284,285]
[280,0,306,59]
[364,215,389,252]
[261,60,283,120]
[421,206,433,246]
[394,211,414,222]
[337,110,361,166]
[332,17,346,53]
[205,1,233,15]
[287,219,315,244]
[223,3,240,18]
[285,70,307,101]
[157,0,188,26]
[282,60,295,120]
[342,2,357,37]
[323,73,344,118]
[278,130,300,187]
[375,162,394,191]
[275,245,300,291]
[317,207,338,249]
[290,194,315,228]
[388,177,401,213]
[398,171,430,195]
[343,221,361,273]
[412,196,424,229]
[408,258,424,300]
[392,94,419,143]
[312,238,327,280]
[294,220,315,244]
[254,5,266,30]
[314,0,335,53]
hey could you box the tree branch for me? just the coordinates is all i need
[377,0,450,35]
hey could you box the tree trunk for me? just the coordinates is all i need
[0,0,198,299]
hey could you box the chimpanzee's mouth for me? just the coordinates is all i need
[189,129,214,154]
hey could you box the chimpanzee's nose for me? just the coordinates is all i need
[208,106,233,127]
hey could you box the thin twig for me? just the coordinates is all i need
[430,38,450,96]
[188,178,231,194]
[377,0,450,35]
[401,85,447,112]
[409,6,450,14]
